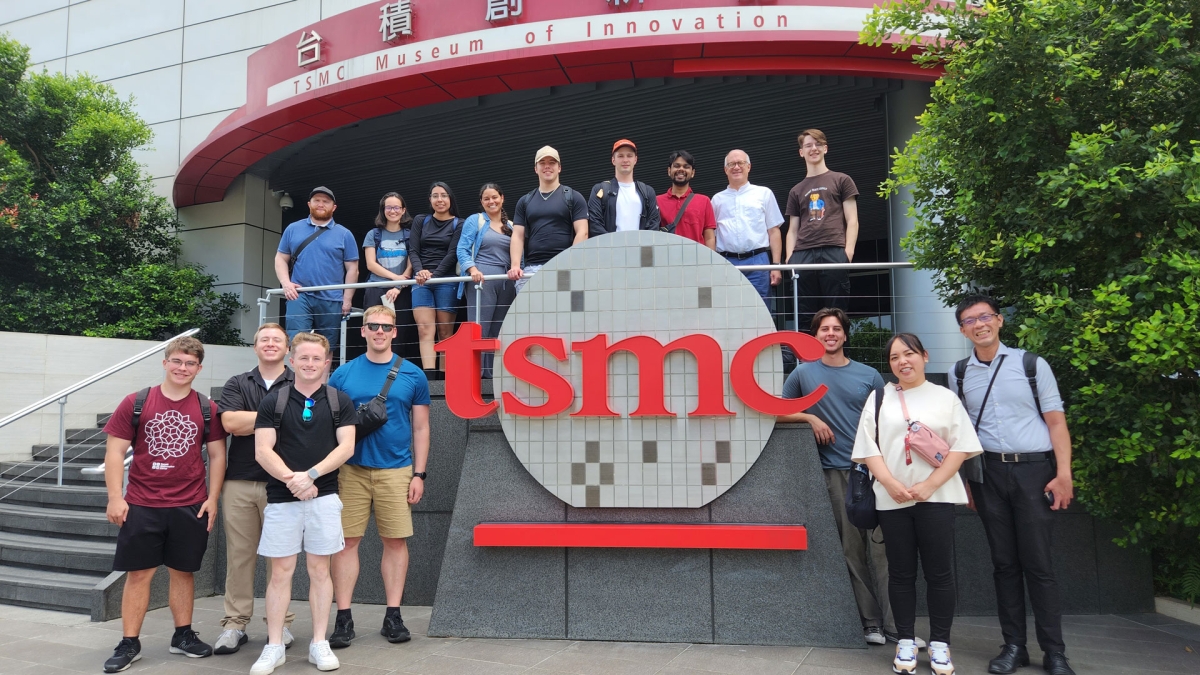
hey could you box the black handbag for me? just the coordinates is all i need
[845,385,885,531]
[355,357,403,439]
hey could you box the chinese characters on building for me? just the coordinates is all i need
[485,0,522,21]
[297,30,322,67]
[380,1,413,41]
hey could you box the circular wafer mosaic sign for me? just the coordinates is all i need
[494,231,782,508]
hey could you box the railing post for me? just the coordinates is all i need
[475,281,483,325]
[340,314,348,366]
[258,297,268,327]
[792,269,800,332]
[57,396,67,487]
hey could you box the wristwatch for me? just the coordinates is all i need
[307,468,320,480]
[412,471,427,480]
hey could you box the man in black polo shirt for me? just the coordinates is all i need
[508,145,588,291]
[250,332,357,675]
[212,323,296,655]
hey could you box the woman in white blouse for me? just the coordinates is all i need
[852,333,982,675]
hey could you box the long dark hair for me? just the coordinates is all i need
[479,182,512,236]
[429,181,459,218]
[374,191,412,228]
[885,333,927,359]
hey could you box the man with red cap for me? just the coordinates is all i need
[586,139,661,237]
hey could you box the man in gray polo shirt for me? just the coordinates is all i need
[779,308,910,648]
[950,294,1076,675]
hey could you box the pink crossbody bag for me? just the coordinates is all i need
[894,385,951,467]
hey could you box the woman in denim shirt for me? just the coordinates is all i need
[456,183,516,378]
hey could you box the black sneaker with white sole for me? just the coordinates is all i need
[329,615,355,649]
[169,629,213,658]
[103,638,142,673]
[381,614,411,643]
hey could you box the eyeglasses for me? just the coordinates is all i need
[801,143,825,150]
[383,206,405,212]
[167,358,200,369]
[365,322,396,332]
[302,398,315,422]
[959,313,998,327]
[725,161,749,168]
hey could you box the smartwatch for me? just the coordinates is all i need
[307,467,320,480]
[412,471,427,480]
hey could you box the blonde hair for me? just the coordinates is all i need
[291,332,330,353]
[363,305,396,323]
[253,322,287,344]
[165,336,204,363]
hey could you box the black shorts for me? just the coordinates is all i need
[113,503,210,573]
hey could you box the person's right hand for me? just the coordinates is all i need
[883,478,913,505]
[384,287,401,303]
[809,418,835,445]
[415,269,432,284]
[508,266,523,281]
[107,496,129,526]
[298,485,318,501]
[282,280,301,301]
[469,267,484,284]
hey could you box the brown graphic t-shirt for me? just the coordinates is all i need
[785,171,859,250]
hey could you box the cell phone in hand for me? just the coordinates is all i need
[1044,491,1055,506]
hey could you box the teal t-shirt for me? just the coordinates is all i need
[328,354,430,469]
[782,359,885,470]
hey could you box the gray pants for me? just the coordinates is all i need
[467,263,517,379]
[824,468,894,631]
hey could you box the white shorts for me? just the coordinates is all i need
[258,494,345,557]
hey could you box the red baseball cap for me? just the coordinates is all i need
[612,139,637,154]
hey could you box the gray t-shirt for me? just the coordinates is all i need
[474,224,512,270]
[782,359,885,470]
[364,227,409,282]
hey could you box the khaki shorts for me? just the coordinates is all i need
[338,464,414,539]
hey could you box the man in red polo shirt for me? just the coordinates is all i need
[656,150,716,249]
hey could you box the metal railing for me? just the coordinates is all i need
[0,328,200,489]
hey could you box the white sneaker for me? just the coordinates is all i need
[250,644,286,675]
[892,638,918,675]
[864,626,887,645]
[308,640,339,671]
[214,628,247,655]
[928,640,954,675]
[282,627,294,649]
[885,630,926,649]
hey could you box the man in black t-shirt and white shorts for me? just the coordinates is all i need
[508,145,589,292]
[250,332,357,675]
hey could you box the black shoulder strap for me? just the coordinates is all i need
[972,354,1006,431]
[669,193,696,233]
[1023,351,1043,416]
[131,387,151,444]
[564,186,575,220]
[288,226,329,272]
[196,391,211,439]
[273,384,290,429]
[377,356,404,400]
[325,385,340,427]
[953,357,969,401]
[872,385,885,447]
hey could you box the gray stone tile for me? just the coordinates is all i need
[664,646,801,675]
[397,653,529,675]
[527,649,662,674]
[434,638,556,666]
[686,643,813,663]
[560,639,689,665]
[472,637,573,653]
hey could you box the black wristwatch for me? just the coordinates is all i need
[412,471,427,480]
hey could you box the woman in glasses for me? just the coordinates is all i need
[408,181,462,374]
[456,183,516,379]
[851,333,982,675]
[362,192,419,361]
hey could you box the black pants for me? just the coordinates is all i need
[363,286,421,362]
[973,458,1065,652]
[877,502,957,644]
[790,245,850,332]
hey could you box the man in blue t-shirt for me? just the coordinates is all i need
[274,186,360,354]
[327,305,430,648]
[779,308,910,649]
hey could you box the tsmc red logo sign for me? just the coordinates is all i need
[438,322,828,419]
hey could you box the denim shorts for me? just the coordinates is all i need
[411,280,458,312]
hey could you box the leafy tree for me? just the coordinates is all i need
[0,36,241,344]
[862,0,1200,594]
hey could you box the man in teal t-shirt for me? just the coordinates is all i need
[779,308,908,649]
[327,305,430,648]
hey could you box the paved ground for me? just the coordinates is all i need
[0,597,1197,674]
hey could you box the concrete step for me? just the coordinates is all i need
[0,482,108,511]
[0,502,119,539]
[32,443,107,462]
[0,531,114,574]
[66,428,109,444]
[0,461,106,486]
[0,563,104,614]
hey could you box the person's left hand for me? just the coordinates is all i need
[909,480,937,502]
[416,269,432,284]
[341,298,353,316]
[769,270,782,286]
[408,475,425,505]
[1045,472,1074,510]
[198,498,219,531]
[384,287,400,303]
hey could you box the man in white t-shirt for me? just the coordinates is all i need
[586,139,661,237]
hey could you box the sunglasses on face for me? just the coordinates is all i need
[959,313,998,327]
[302,398,315,422]
[365,323,396,332]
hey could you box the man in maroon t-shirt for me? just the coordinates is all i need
[656,150,717,249]
[100,336,227,673]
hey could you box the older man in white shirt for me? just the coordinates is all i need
[711,149,784,301]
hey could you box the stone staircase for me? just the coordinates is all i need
[0,414,117,616]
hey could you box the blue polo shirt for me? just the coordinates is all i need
[328,354,430,469]
[278,217,359,302]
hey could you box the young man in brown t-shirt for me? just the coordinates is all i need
[784,128,861,332]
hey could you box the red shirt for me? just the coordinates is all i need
[103,386,226,508]
[657,188,716,245]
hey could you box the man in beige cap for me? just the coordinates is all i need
[508,146,588,291]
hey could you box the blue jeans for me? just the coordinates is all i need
[285,294,342,353]
[726,251,771,301]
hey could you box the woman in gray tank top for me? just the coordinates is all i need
[456,183,517,378]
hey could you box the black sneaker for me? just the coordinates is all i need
[103,638,142,673]
[169,629,213,658]
[381,614,411,643]
[329,615,355,649]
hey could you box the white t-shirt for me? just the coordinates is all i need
[615,180,641,232]
[851,381,983,510]
[262,378,276,389]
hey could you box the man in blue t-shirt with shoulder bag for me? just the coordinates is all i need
[328,305,431,648]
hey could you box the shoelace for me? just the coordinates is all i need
[896,644,917,661]
[218,629,241,641]
[930,646,950,664]
[115,639,138,656]
[313,642,334,659]
[177,630,201,647]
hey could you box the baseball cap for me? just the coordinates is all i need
[535,146,560,164]
[309,186,336,202]
[612,139,637,154]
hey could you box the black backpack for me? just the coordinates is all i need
[130,387,212,445]
[272,384,341,428]
[953,350,1042,416]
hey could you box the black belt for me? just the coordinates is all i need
[719,247,769,260]
[984,450,1054,463]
